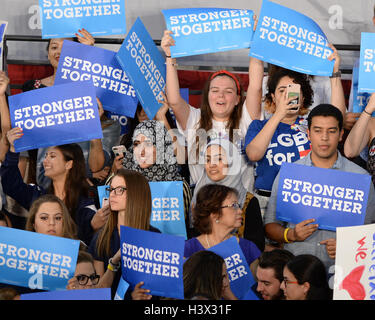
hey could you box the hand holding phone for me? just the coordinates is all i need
[286,83,301,111]
[112,145,126,157]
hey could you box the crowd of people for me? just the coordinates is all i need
[0,9,375,301]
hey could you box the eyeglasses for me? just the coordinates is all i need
[76,273,100,285]
[221,202,241,210]
[282,278,299,286]
[105,186,127,196]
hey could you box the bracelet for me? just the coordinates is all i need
[363,109,372,116]
[284,228,291,243]
[165,55,171,58]
[330,71,341,78]
[108,257,120,272]
[165,61,178,67]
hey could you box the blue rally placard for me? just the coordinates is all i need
[55,40,138,117]
[162,8,254,58]
[358,32,375,93]
[21,288,111,300]
[116,17,166,121]
[9,81,103,152]
[352,62,372,115]
[276,163,372,231]
[149,181,187,239]
[208,237,256,300]
[120,226,184,299]
[249,0,334,76]
[39,0,126,39]
[0,226,80,291]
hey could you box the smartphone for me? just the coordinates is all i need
[287,83,301,110]
[102,197,109,208]
[112,145,127,157]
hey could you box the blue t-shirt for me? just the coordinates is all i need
[244,118,311,191]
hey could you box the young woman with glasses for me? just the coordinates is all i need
[280,254,332,300]
[67,250,100,290]
[184,184,261,278]
[88,168,160,299]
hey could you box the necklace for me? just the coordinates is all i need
[205,234,210,248]
[205,233,232,248]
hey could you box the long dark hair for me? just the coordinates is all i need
[286,254,332,300]
[183,250,225,300]
[48,143,89,221]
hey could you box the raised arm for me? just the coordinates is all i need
[160,30,190,131]
[88,98,106,172]
[344,93,375,158]
[246,57,264,120]
[245,15,263,120]
[0,72,11,161]
[328,44,346,117]
[245,91,295,161]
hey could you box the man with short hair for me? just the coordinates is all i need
[264,104,375,270]
[256,249,295,300]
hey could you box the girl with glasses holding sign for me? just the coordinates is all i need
[88,169,161,300]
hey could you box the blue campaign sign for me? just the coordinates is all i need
[0,226,80,291]
[276,163,372,231]
[242,287,260,300]
[249,0,334,76]
[120,226,185,299]
[114,277,130,300]
[21,288,111,300]
[55,40,138,117]
[352,62,372,115]
[149,181,187,239]
[39,0,126,39]
[358,32,375,93]
[162,8,254,58]
[208,237,256,300]
[116,17,166,121]
[9,81,103,152]
[97,185,109,208]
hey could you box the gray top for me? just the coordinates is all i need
[265,151,375,270]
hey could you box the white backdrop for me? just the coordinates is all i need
[3,0,375,69]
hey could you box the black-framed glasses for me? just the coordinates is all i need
[221,202,241,210]
[105,186,127,196]
[76,273,100,285]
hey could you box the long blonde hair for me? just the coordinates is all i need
[96,169,151,257]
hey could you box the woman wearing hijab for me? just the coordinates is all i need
[191,138,264,251]
[111,119,192,235]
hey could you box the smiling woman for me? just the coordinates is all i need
[161,25,261,190]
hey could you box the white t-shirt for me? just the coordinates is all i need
[176,102,255,193]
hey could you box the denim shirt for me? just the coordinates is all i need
[265,151,375,270]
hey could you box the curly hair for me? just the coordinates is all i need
[263,68,314,116]
[193,184,238,234]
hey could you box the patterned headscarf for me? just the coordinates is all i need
[122,120,182,181]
